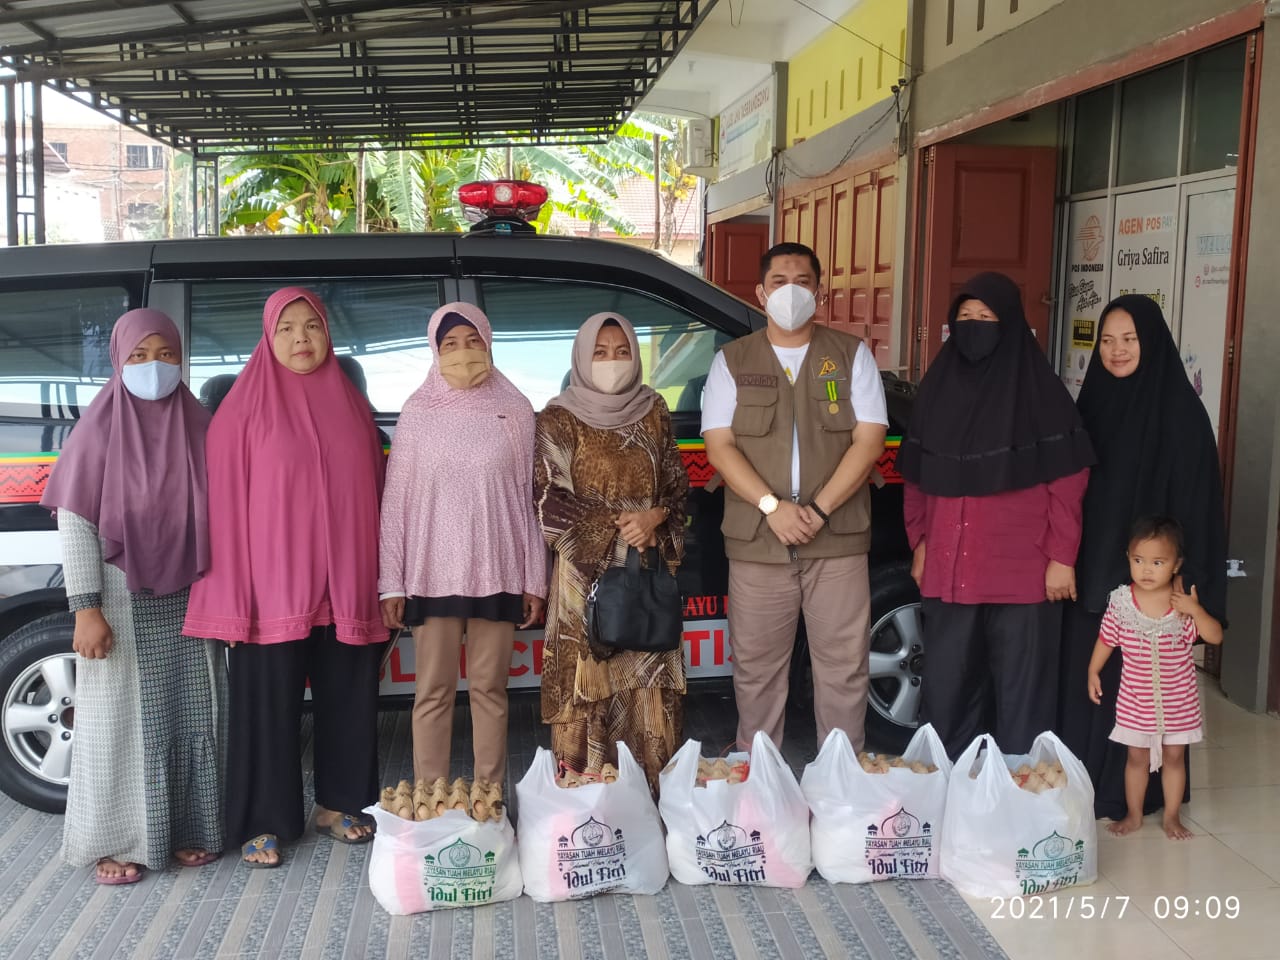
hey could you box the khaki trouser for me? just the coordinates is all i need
[727,554,872,750]
[411,618,514,785]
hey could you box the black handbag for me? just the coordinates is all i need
[586,546,683,653]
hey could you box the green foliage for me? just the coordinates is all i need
[216,114,693,246]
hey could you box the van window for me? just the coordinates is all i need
[0,285,132,420]
[189,279,443,414]
[477,278,730,412]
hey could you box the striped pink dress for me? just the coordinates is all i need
[1100,584,1202,769]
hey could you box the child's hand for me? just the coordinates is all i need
[1171,582,1202,618]
[1088,672,1103,705]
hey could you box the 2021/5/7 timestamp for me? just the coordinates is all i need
[1153,895,1240,919]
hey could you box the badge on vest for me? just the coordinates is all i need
[736,373,779,388]
[818,356,838,377]
[825,379,839,414]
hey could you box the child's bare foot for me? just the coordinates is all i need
[1108,815,1144,836]
[1163,814,1194,840]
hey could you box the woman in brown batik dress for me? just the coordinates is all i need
[534,312,689,791]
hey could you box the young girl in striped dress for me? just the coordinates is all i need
[1087,516,1223,839]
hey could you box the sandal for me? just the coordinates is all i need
[315,812,375,844]
[241,834,281,868]
[95,857,144,885]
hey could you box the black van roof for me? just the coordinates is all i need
[0,234,763,331]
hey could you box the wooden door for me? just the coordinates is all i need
[919,144,1057,372]
[832,166,895,366]
[707,219,770,303]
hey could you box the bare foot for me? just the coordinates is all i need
[241,834,281,867]
[96,857,142,882]
[1108,815,1144,836]
[174,848,216,867]
[1163,815,1194,840]
[315,805,374,842]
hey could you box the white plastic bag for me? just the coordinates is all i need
[801,724,952,883]
[658,731,812,888]
[515,742,669,901]
[364,805,523,914]
[940,731,1098,899]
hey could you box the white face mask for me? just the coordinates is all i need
[591,359,634,395]
[121,360,183,401]
[764,283,817,332]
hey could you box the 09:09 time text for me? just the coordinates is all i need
[1153,895,1240,919]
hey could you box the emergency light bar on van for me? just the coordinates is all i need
[457,180,548,223]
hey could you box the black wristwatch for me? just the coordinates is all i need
[808,500,830,523]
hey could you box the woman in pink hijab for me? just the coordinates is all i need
[42,309,222,885]
[379,303,546,802]
[183,287,387,868]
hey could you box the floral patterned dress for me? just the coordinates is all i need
[534,396,688,790]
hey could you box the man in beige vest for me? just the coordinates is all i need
[702,242,887,750]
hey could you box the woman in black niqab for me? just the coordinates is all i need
[898,272,1095,496]
[1058,294,1228,820]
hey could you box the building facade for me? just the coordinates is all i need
[679,0,1278,715]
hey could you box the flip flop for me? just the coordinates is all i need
[240,834,281,869]
[174,850,219,868]
[315,812,375,844]
[95,857,144,885]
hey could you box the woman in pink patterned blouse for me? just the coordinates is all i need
[378,303,546,798]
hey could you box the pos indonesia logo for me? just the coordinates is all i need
[422,837,498,906]
[1014,831,1086,895]
[695,820,768,884]
[864,806,934,878]
[556,817,628,896]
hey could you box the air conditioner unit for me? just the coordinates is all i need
[682,118,715,173]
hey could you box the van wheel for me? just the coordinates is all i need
[864,565,923,753]
[0,613,75,813]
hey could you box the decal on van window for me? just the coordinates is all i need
[0,453,56,504]
[0,437,902,506]
[674,438,903,491]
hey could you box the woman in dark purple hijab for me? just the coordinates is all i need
[41,309,226,884]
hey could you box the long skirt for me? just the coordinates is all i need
[1058,601,1191,820]
[62,581,227,869]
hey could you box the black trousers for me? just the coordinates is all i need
[920,599,1062,760]
[1057,601,1190,820]
[226,626,383,846]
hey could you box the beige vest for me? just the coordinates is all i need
[720,324,871,562]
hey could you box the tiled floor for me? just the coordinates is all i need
[964,677,1280,960]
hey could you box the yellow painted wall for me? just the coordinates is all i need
[785,0,909,147]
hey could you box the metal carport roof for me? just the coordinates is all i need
[0,0,710,153]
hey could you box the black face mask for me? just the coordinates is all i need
[949,320,1002,363]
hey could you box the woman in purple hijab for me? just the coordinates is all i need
[41,309,225,884]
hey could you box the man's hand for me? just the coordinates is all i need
[519,594,546,629]
[910,542,926,588]
[73,608,113,660]
[380,597,406,630]
[799,504,826,531]
[1045,560,1077,603]
[766,501,818,546]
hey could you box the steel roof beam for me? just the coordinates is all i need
[0,12,683,57]
[91,68,654,92]
[7,0,650,81]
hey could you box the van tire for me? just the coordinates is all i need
[862,565,924,753]
[0,613,75,813]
